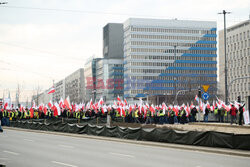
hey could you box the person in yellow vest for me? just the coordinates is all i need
[66,109,71,118]
[9,110,15,121]
[115,109,120,122]
[134,109,140,123]
[145,109,152,124]
[26,109,30,119]
[220,108,225,123]
[82,110,86,119]
[46,109,52,119]
[159,110,165,124]
[214,107,219,122]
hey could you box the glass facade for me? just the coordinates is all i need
[123,18,217,103]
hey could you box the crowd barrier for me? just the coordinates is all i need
[10,120,250,150]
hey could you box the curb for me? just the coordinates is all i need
[3,126,250,158]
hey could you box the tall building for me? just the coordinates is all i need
[65,68,85,104]
[95,58,124,104]
[53,79,65,103]
[84,56,102,102]
[103,23,124,59]
[84,23,125,104]
[123,18,217,104]
[219,19,250,110]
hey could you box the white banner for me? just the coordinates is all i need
[243,110,250,125]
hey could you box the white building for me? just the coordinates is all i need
[65,68,85,104]
[123,18,217,104]
[95,58,124,104]
[219,19,250,110]
[53,79,65,103]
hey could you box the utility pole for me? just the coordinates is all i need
[218,10,231,104]
[174,45,177,105]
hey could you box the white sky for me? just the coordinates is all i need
[0,0,249,101]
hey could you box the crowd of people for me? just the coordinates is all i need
[0,102,246,129]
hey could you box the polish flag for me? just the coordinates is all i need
[48,100,53,108]
[59,98,64,108]
[99,97,104,106]
[48,86,55,94]
[64,96,71,109]
[43,105,48,115]
[124,98,128,106]
[117,96,121,102]
[4,102,8,110]
[32,100,36,108]
[38,104,43,111]
[54,102,61,116]
[185,103,190,116]
[195,95,199,102]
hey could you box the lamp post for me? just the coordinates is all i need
[218,10,231,104]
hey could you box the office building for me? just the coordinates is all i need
[53,79,65,103]
[95,58,124,104]
[219,19,250,110]
[65,68,85,104]
[103,23,124,59]
[123,18,217,104]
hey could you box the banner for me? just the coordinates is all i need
[243,110,250,125]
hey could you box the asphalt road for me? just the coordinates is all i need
[0,129,249,167]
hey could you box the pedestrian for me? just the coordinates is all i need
[191,107,197,122]
[0,110,3,132]
[145,109,152,124]
[169,109,175,124]
[238,104,245,126]
[180,108,187,124]
[204,107,209,122]
[0,109,3,125]
[214,107,219,122]
[230,105,238,125]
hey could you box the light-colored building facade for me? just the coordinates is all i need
[32,88,52,105]
[65,68,85,104]
[53,79,65,103]
[123,18,217,104]
[95,58,124,104]
[219,19,250,109]
[84,57,102,102]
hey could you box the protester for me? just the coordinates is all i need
[238,104,245,126]
[191,107,197,122]
[204,107,210,122]
[230,105,238,125]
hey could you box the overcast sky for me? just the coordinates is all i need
[0,0,249,102]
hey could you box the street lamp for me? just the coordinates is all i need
[218,10,231,104]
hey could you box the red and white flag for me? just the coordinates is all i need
[117,96,121,102]
[48,100,53,108]
[59,98,64,108]
[48,86,55,94]
[64,96,71,109]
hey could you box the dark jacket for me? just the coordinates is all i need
[191,108,197,116]
[205,108,209,116]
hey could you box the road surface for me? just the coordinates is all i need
[0,129,249,167]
